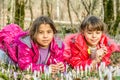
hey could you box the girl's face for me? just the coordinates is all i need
[36,24,54,48]
[83,29,102,47]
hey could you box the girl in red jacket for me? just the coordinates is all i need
[15,16,65,73]
[64,15,120,70]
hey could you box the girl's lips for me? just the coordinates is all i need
[91,39,98,43]
[42,40,49,42]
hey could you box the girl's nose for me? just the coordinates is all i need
[43,33,48,37]
[92,33,96,38]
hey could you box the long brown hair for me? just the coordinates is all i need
[29,16,57,42]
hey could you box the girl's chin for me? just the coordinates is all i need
[40,46,49,48]
[39,44,49,48]
[87,41,99,47]
[89,43,98,47]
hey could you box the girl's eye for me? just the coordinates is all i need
[96,31,101,34]
[38,31,43,34]
[87,31,92,34]
[47,30,53,33]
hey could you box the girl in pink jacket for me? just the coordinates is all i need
[15,16,65,73]
[64,15,120,70]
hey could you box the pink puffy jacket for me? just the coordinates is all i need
[15,32,65,71]
[63,33,120,69]
[0,24,65,72]
[0,24,23,63]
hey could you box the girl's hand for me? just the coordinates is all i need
[96,45,107,61]
[57,62,65,72]
[100,44,107,53]
[91,60,97,71]
[49,64,58,74]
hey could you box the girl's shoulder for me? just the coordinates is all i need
[65,33,78,39]
[100,34,116,46]
[64,33,79,43]
[53,37,64,49]
[15,32,32,48]
[65,33,84,43]
[20,36,32,48]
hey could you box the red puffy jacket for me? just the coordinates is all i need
[63,33,120,69]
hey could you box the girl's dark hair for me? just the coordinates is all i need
[80,15,106,32]
[29,16,57,42]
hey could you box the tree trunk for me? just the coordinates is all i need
[70,0,81,23]
[41,0,44,15]
[56,0,60,20]
[81,0,89,15]
[7,0,12,24]
[29,0,33,27]
[2,0,5,27]
[103,0,114,35]
[14,0,25,29]
[113,0,120,35]
[67,0,74,33]
[46,0,51,17]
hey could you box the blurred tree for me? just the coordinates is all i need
[46,0,51,17]
[0,0,119,34]
[103,0,114,35]
[2,0,5,27]
[81,0,99,15]
[41,0,44,15]
[14,0,25,29]
[28,0,33,27]
[7,0,12,24]
[113,0,120,35]
[0,0,2,28]
[70,0,81,23]
[56,0,60,20]
[67,0,74,33]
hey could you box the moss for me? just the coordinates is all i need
[0,72,9,80]
[110,52,120,66]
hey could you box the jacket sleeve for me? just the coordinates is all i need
[52,38,65,63]
[17,44,45,72]
[50,37,66,72]
[116,44,120,52]
[63,34,80,62]
[69,42,92,69]
[63,36,72,63]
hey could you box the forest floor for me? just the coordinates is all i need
[107,35,120,66]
